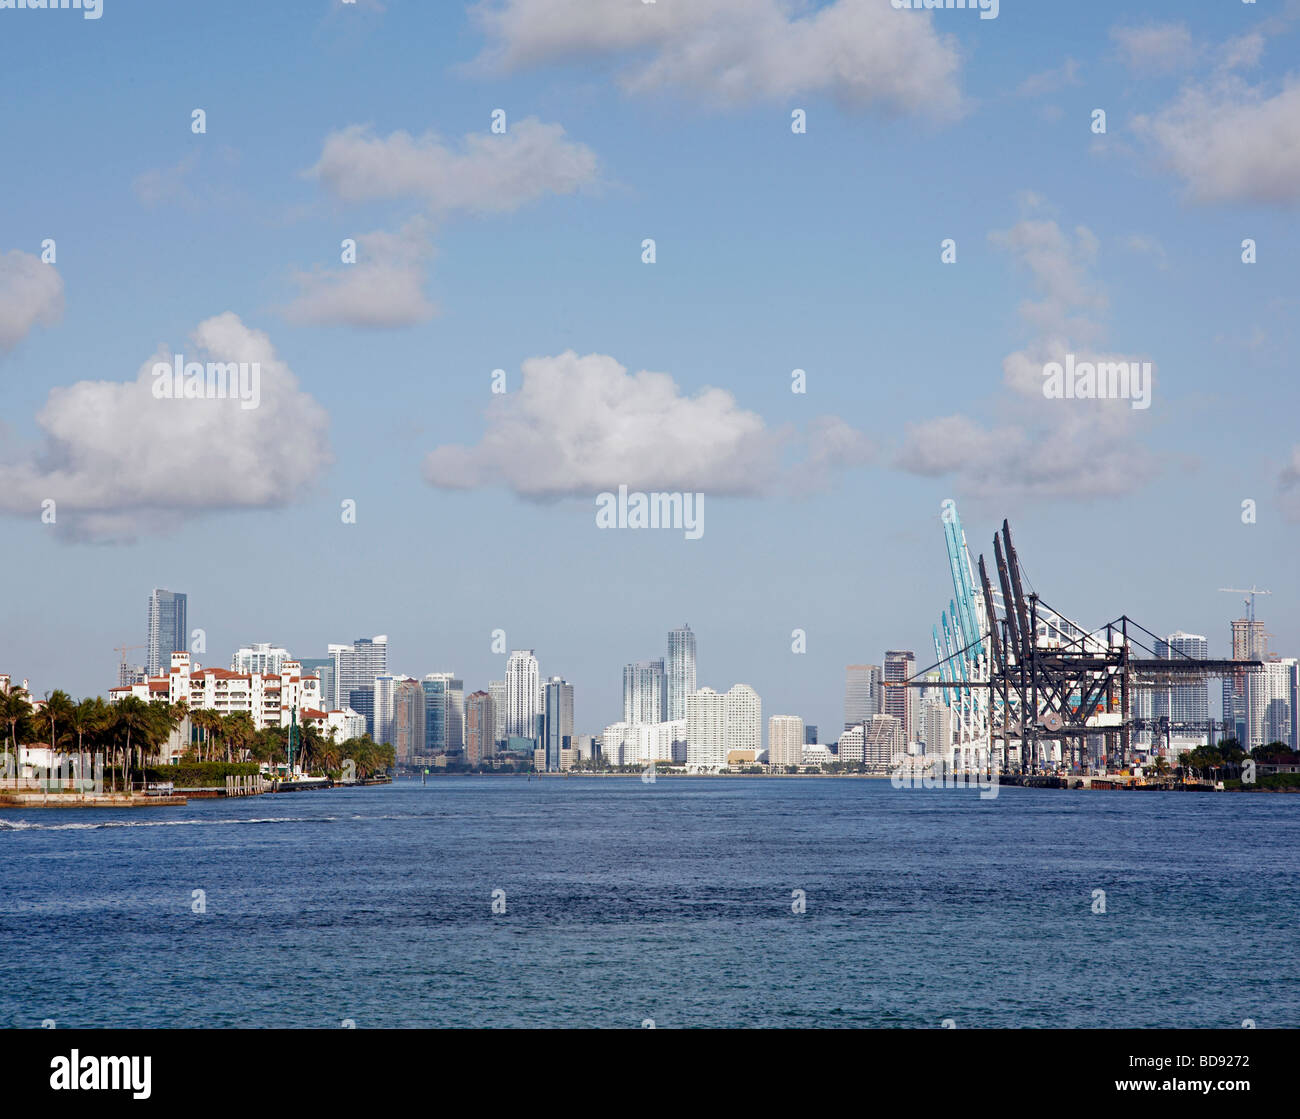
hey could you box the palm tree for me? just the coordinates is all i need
[0,686,32,787]
[113,696,154,794]
[67,697,106,789]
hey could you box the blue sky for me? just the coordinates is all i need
[1,0,1298,739]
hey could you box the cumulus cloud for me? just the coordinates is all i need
[0,250,64,354]
[0,314,331,541]
[309,117,599,213]
[421,350,869,498]
[469,0,965,119]
[281,220,436,328]
[895,204,1160,501]
[1132,76,1300,205]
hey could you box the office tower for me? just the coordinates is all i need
[768,715,804,767]
[1263,660,1297,748]
[844,664,882,729]
[329,636,388,738]
[504,650,541,741]
[146,588,188,677]
[804,724,818,745]
[465,690,497,767]
[421,673,464,754]
[686,687,727,769]
[543,676,575,772]
[623,659,665,725]
[666,624,697,721]
[298,658,335,709]
[883,651,917,743]
[488,680,506,745]
[392,678,426,763]
[373,675,398,747]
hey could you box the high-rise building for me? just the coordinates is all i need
[686,686,726,770]
[623,659,665,725]
[1144,632,1209,747]
[488,680,506,745]
[465,690,497,767]
[373,674,398,747]
[923,700,952,761]
[543,676,575,772]
[505,650,541,741]
[146,588,187,677]
[392,678,426,763]
[804,724,818,745]
[725,684,761,758]
[1262,659,1298,749]
[666,624,697,722]
[330,636,388,738]
[844,664,881,729]
[421,673,464,754]
[863,714,904,770]
[883,651,917,743]
[231,644,291,676]
[602,719,687,766]
[768,715,804,767]
[1224,619,1268,746]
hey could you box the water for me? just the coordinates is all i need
[1,777,1296,1028]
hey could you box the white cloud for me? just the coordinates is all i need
[0,250,64,354]
[421,350,869,498]
[1017,57,1081,98]
[1110,22,1200,74]
[281,220,436,328]
[895,206,1160,501]
[0,314,331,541]
[1132,76,1300,205]
[469,0,965,119]
[309,117,599,213]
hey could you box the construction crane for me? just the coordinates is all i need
[1218,586,1272,623]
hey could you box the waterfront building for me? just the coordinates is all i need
[392,678,426,764]
[465,691,497,767]
[146,588,187,678]
[505,651,541,741]
[725,684,761,758]
[883,651,917,743]
[844,664,881,729]
[686,687,727,770]
[422,673,465,754]
[372,674,398,747]
[864,714,904,771]
[298,658,335,709]
[543,676,575,772]
[488,680,506,745]
[768,715,804,767]
[802,743,831,767]
[623,659,665,725]
[666,624,697,721]
[602,719,687,766]
[329,636,388,738]
[804,724,818,745]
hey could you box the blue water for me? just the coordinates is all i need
[1,778,1296,1028]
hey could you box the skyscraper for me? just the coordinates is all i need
[392,677,426,763]
[666,624,697,722]
[768,715,804,767]
[1150,632,1208,743]
[146,588,187,677]
[883,651,917,743]
[488,680,506,745]
[686,686,726,770]
[543,676,575,772]
[231,644,291,676]
[505,650,541,741]
[844,664,882,729]
[373,674,398,747]
[465,690,497,767]
[1224,619,1268,746]
[623,659,665,725]
[421,673,464,754]
[329,636,388,738]
[725,684,761,759]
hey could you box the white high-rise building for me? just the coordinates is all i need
[488,680,506,745]
[601,719,687,766]
[725,684,761,758]
[231,644,291,676]
[329,636,388,738]
[623,659,665,725]
[923,700,952,762]
[505,650,541,741]
[768,715,804,767]
[666,624,697,722]
[686,687,727,770]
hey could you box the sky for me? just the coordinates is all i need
[1,0,1298,741]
